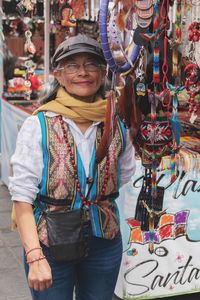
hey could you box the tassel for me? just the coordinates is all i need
[130,80,142,140]
[172,50,178,78]
[151,160,157,198]
[115,9,126,32]
[115,7,132,32]
[171,104,181,147]
[170,151,176,183]
[153,42,160,83]
[114,0,133,9]
[118,75,133,128]
[96,90,116,164]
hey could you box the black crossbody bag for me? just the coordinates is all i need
[35,195,91,263]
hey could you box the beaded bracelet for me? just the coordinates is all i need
[26,255,46,264]
[26,247,42,257]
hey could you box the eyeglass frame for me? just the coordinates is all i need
[55,61,106,74]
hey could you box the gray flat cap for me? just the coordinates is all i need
[52,34,106,68]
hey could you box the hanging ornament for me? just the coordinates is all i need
[71,0,85,19]
[188,22,200,43]
[61,6,76,27]
[24,30,36,55]
[99,0,141,73]
[16,0,35,16]
[184,63,200,123]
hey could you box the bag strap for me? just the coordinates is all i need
[37,194,71,206]
[35,191,119,212]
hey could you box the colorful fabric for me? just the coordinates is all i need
[35,112,126,245]
[33,87,107,123]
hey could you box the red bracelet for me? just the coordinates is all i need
[26,247,42,257]
[26,255,46,264]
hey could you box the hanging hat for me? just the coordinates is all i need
[52,34,106,68]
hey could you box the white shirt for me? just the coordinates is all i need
[9,112,136,204]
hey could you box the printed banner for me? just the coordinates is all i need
[115,160,200,299]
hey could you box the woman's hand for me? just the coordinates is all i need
[28,258,52,291]
[13,202,53,291]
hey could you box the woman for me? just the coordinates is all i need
[9,34,136,300]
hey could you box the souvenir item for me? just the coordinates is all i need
[135,14,152,28]
[61,7,76,27]
[137,115,173,165]
[136,82,146,96]
[136,6,154,20]
[188,22,200,42]
[134,169,166,253]
[16,0,35,15]
[108,7,133,67]
[175,0,182,44]
[135,48,146,96]
[76,20,99,39]
[99,0,140,73]
[135,0,153,10]
[24,30,36,55]
[133,26,150,47]
[184,63,200,123]
[71,0,85,19]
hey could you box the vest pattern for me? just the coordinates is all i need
[35,112,126,246]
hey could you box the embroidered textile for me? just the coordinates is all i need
[35,112,126,245]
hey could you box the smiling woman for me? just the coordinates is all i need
[8,34,136,300]
[54,53,106,103]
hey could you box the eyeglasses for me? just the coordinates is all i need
[57,62,105,74]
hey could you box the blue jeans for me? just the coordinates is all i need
[24,233,122,300]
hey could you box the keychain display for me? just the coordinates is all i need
[76,19,99,39]
[24,59,36,100]
[188,22,200,42]
[71,0,85,20]
[61,6,76,27]
[184,63,200,123]
[24,30,36,55]
[16,0,36,16]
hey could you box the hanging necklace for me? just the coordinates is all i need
[58,115,110,207]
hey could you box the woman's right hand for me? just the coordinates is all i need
[28,258,52,291]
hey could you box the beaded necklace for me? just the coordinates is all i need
[58,115,110,208]
[160,0,170,89]
[153,0,161,84]
[172,0,182,78]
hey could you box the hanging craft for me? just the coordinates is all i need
[136,8,154,20]
[71,0,85,19]
[24,59,36,100]
[16,0,36,16]
[24,30,36,55]
[61,6,76,27]
[99,0,140,73]
[135,14,152,28]
[188,22,200,43]
[184,63,200,123]
[135,0,153,11]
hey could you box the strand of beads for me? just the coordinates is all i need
[58,115,110,207]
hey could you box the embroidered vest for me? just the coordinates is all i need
[35,112,126,246]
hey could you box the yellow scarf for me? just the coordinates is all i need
[33,87,107,123]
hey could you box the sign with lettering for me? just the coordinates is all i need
[115,160,200,299]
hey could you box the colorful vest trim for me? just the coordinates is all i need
[34,112,126,246]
